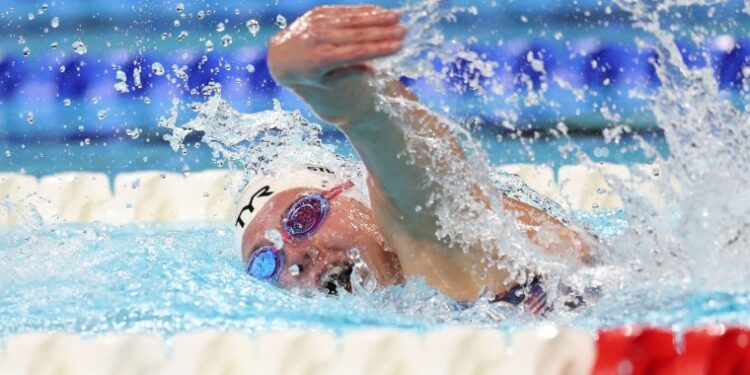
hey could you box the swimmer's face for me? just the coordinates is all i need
[241,187,403,294]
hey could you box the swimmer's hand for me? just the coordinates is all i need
[268,5,405,125]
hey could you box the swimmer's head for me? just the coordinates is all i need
[234,165,403,294]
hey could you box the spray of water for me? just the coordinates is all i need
[155,0,750,325]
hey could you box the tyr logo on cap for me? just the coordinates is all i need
[235,185,274,228]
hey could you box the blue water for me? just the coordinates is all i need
[1,211,748,341]
[0,132,668,176]
[2,0,750,344]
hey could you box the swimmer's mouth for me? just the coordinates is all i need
[318,264,353,296]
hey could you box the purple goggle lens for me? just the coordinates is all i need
[283,193,330,238]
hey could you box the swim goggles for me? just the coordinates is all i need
[246,181,355,283]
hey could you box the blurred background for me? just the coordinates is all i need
[1,0,749,176]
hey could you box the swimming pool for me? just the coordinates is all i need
[3,0,750,373]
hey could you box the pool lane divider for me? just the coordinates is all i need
[0,163,678,226]
[0,326,749,374]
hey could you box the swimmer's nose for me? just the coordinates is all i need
[279,243,352,292]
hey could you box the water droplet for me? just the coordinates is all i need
[288,264,302,276]
[264,229,284,249]
[116,70,127,82]
[133,66,142,88]
[4,150,11,157]
[72,41,87,55]
[275,14,287,29]
[50,16,59,28]
[63,98,71,106]
[220,34,232,47]
[97,109,108,120]
[126,128,141,140]
[78,125,84,132]
[246,19,260,36]
[205,40,214,52]
[50,42,58,50]
[201,81,221,96]
[215,22,225,32]
[27,13,34,21]
[151,62,165,76]
[173,19,180,28]
[22,46,30,57]
[113,82,128,93]
[143,97,151,104]
[173,65,189,81]
[131,178,141,189]
[175,3,185,13]
[245,64,255,73]
[197,10,205,20]
[26,112,34,124]
[177,30,188,41]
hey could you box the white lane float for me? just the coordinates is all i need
[0,173,42,226]
[85,334,165,374]
[422,327,507,375]
[38,172,111,223]
[0,164,683,225]
[255,329,337,375]
[331,329,422,374]
[162,331,255,375]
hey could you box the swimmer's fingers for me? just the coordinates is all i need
[318,41,402,68]
[317,9,400,29]
[315,25,406,45]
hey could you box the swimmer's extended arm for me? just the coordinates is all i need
[269,5,591,300]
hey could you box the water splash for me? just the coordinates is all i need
[158,93,366,197]
[150,0,750,327]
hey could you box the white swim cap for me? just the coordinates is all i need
[233,164,369,246]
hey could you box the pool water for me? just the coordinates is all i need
[2,211,749,342]
[2,0,750,355]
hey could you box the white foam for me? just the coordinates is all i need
[499,164,562,204]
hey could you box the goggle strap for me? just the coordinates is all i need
[323,180,355,201]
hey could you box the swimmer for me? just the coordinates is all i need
[236,5,592,311]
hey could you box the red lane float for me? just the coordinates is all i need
[593,325,750,375]
[593,326,676,375]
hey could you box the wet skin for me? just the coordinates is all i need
[241,187,404,292]
[263,5,593,301]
